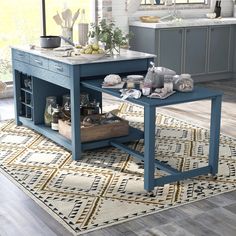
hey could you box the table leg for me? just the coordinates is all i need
[209,95,222,176]
[71,68,81,161]
[144,105,156,191]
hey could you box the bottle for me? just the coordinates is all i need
[214,1,221,18]
[51,104,60,131]
[44,96,57,126]
[78,9,89,46]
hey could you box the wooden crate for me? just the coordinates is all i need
[58,115,129,143]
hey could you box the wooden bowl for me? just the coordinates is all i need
[140,16,160,23]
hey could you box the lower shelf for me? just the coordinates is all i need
[81,126,144,151]
[19,116,144,153]
[19,116,72,150]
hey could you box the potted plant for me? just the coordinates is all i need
[88,19,132,55]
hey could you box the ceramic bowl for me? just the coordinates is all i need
[80,53,106,61]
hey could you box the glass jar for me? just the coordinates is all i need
[61,27,73,45]
[62,94,71,110]
[51,104,60,131]
[44,96,56,126]
[174,74,194,92]
[164,75,174,93]
[80,92,90,106]
[62,94,71,121]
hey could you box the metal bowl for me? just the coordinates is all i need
[40,36,61,48]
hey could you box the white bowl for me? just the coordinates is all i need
[206,13,216,19]
[80,53,106,61]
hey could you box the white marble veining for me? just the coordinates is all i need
[11,46,156,65]
[129,17,236,29]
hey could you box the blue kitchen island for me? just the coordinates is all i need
[11,46,223,191]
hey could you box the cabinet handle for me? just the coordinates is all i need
[34,59,42,65]
[179,29,182,34]
[186,29,190,33]
[211,28,214,31]
[54,65,63,72]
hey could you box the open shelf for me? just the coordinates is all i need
[19,117,72,150]
[21,102,33,108]
[21,87,32,94]
[81,126,144,151]
[19,116,143,153]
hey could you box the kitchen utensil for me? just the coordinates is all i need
[53,11,63,27]
[40,36,61,48]
[61,9,68,27]
[60,35,75,46]
[66,8,73,28]
[72,9,80,27]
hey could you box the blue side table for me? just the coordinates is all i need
[81,79,223,191]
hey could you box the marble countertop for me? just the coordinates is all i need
[129,17,236,29]
[11,46,156,65]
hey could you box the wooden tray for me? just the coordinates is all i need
[58,114,129,143]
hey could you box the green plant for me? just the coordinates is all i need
[88,19,132,55]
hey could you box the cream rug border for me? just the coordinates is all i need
[1,164,236,236]
[1,112,236,235]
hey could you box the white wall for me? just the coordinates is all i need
[112,0,235,32]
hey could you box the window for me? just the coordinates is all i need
[0,0,41,82]
[45,0,95,43]
[0,0,95,83]
[141,0,207,5]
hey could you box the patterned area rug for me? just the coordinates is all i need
[0,103,236,235]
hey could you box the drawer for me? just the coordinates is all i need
[30,55,48,69]
[49,60,70,77]
[13,50,29,63]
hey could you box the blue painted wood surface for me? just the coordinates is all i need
[12,48,154,161]
[12,47,223,191]
[81,79,223,107]
[82,79,223,191]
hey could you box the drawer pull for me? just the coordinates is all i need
[17,52,25,57]
[54,65,63,71]
[34,59,43,65]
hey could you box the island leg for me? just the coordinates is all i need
[209,95,222,177]
[144,105,156,192]
[70,67,81,161]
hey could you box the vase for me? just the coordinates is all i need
[105,44,120,56]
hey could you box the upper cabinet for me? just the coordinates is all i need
[129,24,234,80]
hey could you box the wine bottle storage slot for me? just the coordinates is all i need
[19,73,33,120]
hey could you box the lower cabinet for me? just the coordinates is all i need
[208,25,231,73]
[130,24,234,78]
[158,28,183,74]
[184,27,208,75]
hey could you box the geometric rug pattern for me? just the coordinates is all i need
[0,103,236,235]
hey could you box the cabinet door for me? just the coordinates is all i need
[184,27,208,75]
[158,28,183,74]
[208,26,231,73]
[129,26,156,54]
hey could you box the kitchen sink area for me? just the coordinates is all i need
[130,16,236,28]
